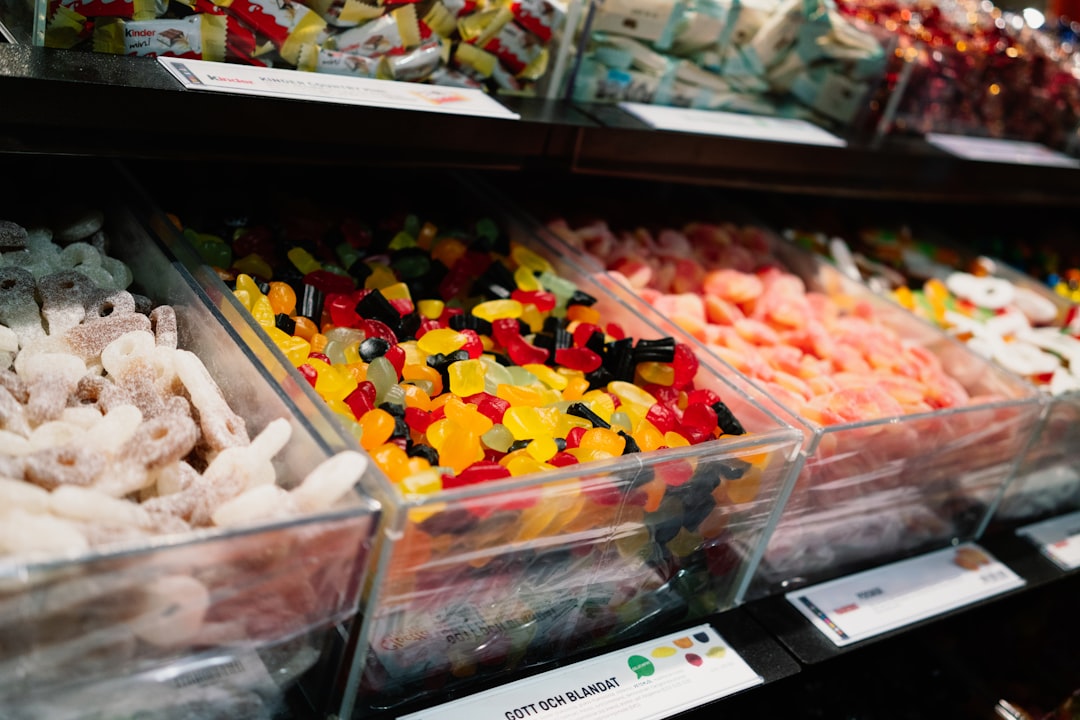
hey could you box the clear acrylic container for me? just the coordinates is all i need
[535,204,1044,601]
[143,167,805,717]
[0,160,381,720]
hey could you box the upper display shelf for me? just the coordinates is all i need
[1,41,1080,205]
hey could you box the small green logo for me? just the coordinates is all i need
[628,655,655,678]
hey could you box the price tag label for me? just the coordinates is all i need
[926,133,1080,168]
[1017,510,1080,570]
[399,624,763,720]
[787,543,1025,647]
[618,103,847,147]
[158,58,520,120]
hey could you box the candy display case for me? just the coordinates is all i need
[567,0,890,131]
[0,158,381,719]
[138,166,804,717]
[526,183,1044,600]
[0,0,581,99]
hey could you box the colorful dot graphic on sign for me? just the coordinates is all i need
[673,637,693,649]
[707,646,727,659]
[651,646,677,658]
[628,655,655,678]
[685,654,703,667]
[694,632,710,643]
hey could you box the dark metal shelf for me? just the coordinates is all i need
[2,43,1080,206]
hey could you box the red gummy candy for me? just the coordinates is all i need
[466,393,510,423]
[644,383,681,407]
[572,322,602,348]
[555,347,602,373]
[549,452,579,467]
[507,335,550,365]
[646,403,677,434]
[460,329,484,359]
[384,345,406,378]
[678,424,711,445]
[687,389,721,407]
[363,318,399,345]
[405,406,434,432]
[606,323,626,340]
[327,292,362,328]
[304,270,355,295]
[417,318,444,337]
[297,363,318,388]
[565,426,586,449]
[389,298,415,316]
[356,380,377,408]
[445,461,511,489]
[492,318,521,347]
[671,343,699,389]
[511,289,557,312]
[682,403,718,433]
[307,352,331,364]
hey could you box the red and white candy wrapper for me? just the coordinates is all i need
[511,0,560,43]
[443,0,477,17]
[328,5,420,57]
[427,65,484,88]
[93,13,226,60]
[297,43,379,76]
[481,20,543,75]
[57,0,165,20]
[220,0,326,65]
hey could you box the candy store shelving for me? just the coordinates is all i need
[1,31,1079,720]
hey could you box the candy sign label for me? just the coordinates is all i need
[158,57,520,119]
[788,543,1025,647]
[399,624,763,720]
[1017,510,1080,570]
[618,102,847,146]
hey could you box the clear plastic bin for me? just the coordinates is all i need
[536,205,1044,600]
[0,162,381,720]
[143,167,804,717]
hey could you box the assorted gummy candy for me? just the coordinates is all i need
[178,210,749,495]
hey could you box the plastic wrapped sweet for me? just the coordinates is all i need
[839,0,1080,149]
[39,0,570,95]
[0,205,379,718]
[545,214,1041,596]
[571,0,887,128]
[157,186,801,715]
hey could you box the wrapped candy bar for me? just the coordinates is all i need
[220,0,327,65]
[93,14,227,60]
[56,0,166,20]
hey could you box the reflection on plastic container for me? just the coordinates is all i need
[0,170,380,719]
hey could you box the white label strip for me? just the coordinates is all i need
[399,624,763,720]
[1017,509,1080,570]
[618,102,847,147]
[926,133,1080,168]
[158,58,520,120]
[787,543,1025,647]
